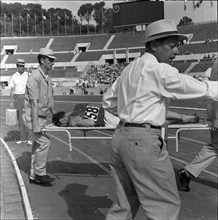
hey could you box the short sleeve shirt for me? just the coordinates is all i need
[24,66,53,117]
[8,71,29,94]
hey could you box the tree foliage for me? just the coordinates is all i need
[0,0,168,36]
[178,16,193,26]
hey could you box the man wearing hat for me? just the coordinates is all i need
[102,19,218,220]
[23,48,57,185]
[8,58,32,145]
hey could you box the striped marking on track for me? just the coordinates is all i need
[1,103,216,178]
[49,130,217,178]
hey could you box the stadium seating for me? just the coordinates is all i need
[172,60,194,73]
[108,32,145,49]
[0,21,217,82]
[50,34,112,51]
[178,22,217,42]
[190,59,214,72]
[1,37,50,52]
[179,41,218,55]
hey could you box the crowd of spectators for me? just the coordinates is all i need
[85,63,128,85]
[73,63,128,95]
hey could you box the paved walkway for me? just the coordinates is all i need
[0,143,26,220]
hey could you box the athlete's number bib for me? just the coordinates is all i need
[84,106,99,121]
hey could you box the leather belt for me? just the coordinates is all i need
[119,121,161,130]
[38,115,47,119]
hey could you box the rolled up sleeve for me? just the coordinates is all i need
[159,64,218,101]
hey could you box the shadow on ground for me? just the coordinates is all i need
[4,130,20,141]
[59,183,112,220]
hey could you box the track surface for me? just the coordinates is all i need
[0,95,217,220]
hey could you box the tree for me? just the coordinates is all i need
[178,16,193,26]
[77,3,93,34]
[92,1,105,31]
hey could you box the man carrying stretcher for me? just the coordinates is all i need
[52,102,199,128]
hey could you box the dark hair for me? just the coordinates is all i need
[37,54,48,64]
[52,111,66,126]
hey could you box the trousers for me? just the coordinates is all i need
[22,114,51,178]
[185,129,218,178]
[30,131,51,178]
[106,125,180,220]
[14,94,30,141]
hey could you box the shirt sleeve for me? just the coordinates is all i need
[26,74,40,100]
[8,76,14,89]
[207,58,218,127]
[210,58,218,81]
[159,64,218,101]
[102,76,120,115]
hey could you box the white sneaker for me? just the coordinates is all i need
[27,140,33,146]
[16,140,27,144]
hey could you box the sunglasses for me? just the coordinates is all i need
[46,57,55,62]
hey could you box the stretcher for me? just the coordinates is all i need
[42,124,116,151]
[164,117,209,152]
[42,118,209,152]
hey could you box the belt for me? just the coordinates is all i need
[119,121,161,130]
[38,115,47,119]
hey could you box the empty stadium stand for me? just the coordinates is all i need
[50,34,112,51]
[179,41,218,55]
[1,21,217,84]
[178,22,217,42]
[1,37,50,53]
[190,59,214,73]
[172,60,195,73]
[108,32,145,49]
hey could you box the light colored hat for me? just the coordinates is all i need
[39,48,57,59]
[145,19,188,44]
[16,58,25,66]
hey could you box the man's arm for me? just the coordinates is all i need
[8,77,14,108]
[49,79,56,115]
[102,77,120,116]
[9,87,15,108]
[208,58,218,128]
[49,95,56,115]
[31,99,41,132]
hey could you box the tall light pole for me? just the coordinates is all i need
[34,13,37,36]
[11,13,14,37]
[49,13,52,36]
[42,11,45,36]
[71,16,75,35]
[19,8,27,36]
[27,12,30,36]
[4,13,7,37]
[57,12,59,35]
[19,12,22,36]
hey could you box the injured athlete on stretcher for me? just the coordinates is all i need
[52,103,200,128]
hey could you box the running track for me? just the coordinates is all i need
[0,95,217,220]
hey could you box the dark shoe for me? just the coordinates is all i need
[177,169,191,192]
[35,174,53,184]
[29,178,37,184]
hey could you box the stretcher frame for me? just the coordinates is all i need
[42,119,209,152]
[164,118,209,152]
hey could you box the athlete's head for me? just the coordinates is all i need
[52,111,68,127]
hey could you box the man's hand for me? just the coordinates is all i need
[33,122,41,133]
[10,101,14,109]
